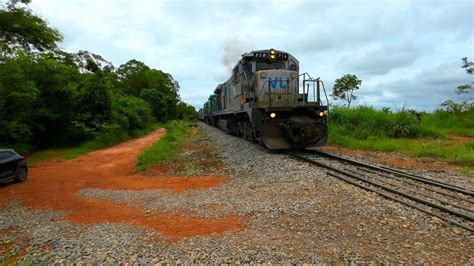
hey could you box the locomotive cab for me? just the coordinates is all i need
[250,50,328,149]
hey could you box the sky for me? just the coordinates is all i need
[30,0,473,111]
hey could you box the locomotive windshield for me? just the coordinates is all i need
[256,62,285,71]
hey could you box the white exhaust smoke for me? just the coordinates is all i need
[221,39,244,73]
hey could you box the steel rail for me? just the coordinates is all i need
[343,167,473,213]
[327,172,474,233]
[361,167,474,205]
[380,165,469,191]
[286,151,474,232]
[307,149,474,197]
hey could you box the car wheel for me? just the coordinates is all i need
[14,167,27,182]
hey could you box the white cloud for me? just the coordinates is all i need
[339,42,422,75]
[30,0,474,111]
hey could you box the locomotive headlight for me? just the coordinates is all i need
[270,112,277,118]
[269,49,276,61]
[318,111,325,117]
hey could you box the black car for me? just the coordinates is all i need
[0,148,28,182]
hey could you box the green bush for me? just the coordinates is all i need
[328,105,470,139]
[389,111,420,138]
[329,106,420,139]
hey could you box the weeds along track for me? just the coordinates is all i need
[286,150,474,232]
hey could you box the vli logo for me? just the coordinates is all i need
[268,77,286,92]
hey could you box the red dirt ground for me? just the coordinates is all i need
[0,129,242,240]
[448,133,474,143]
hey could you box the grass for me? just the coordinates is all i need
[420,109,474,137]
[328,106,474,170]
[410,141,474,166]
[135,120,189,172]
[26,125,158,165]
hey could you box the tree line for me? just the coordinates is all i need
[0,0,196,152]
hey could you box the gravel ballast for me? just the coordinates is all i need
[1,122,473,264]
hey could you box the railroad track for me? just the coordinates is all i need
[286,149,474,232]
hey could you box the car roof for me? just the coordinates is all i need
[0,148,15,152]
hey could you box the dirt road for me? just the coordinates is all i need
[0,129,241,239]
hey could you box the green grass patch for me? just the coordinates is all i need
[135,120,189,172]
[459,166,474,176]
[420,109,474,137]
[328,106,474,170]
[329,135,412,152]
[27,125,157,165]
[410,141,474,167]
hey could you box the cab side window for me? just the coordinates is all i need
[232,65,239,82]
[289,59,298,71]
[243,62,252,79]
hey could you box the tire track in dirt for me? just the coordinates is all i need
[0,129,242,240]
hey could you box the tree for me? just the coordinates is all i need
[139,88,168,121]
[441,57,473,113]
[331,74,362,108]
[74,50,114,74]
[456,57,473,95]
[0,53,39,143]
[116,59,150,96]
[116,60,180,121]
[176,102,197,120]
[0,1,63,53]
[0,0,191,153]
[4,0,32,8]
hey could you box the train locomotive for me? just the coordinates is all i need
[199,49,329,149]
